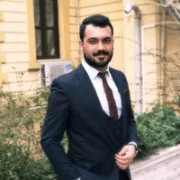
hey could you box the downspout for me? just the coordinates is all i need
[141,24,156,111]
[124,4,143,115]
[133,6,142,115]
[160,8,166,105]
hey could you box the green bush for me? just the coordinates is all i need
[1,90,180,178]
[0,143,57,180]
[136,104,180,159]
[0,91,57,180]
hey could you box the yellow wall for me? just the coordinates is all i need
[69,0,81,68]
[0,0,73,95]
[0,15,6,88]
[122,0,162,111]
[0,0,179,113]
[163,16,180,105]
[0,0,30,92]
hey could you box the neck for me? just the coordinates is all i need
[95,66,107,72]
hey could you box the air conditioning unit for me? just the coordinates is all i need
[40,61,72,87]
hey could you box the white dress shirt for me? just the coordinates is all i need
[82,60,122,118]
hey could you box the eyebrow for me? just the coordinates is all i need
[88,36,112,40]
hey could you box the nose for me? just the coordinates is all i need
[97,41,104,50]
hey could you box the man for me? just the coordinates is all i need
[41,14,138,180]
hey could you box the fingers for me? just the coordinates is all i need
[118,146,127,156]
[115,145,136,170]
[115,156,128,169]
[118,145,136,159]
[115,153,133,169]
[115,153,132,163]
[116,161,129,170]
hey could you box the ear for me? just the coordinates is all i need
[111,38,114,44]
[79,40,83,52]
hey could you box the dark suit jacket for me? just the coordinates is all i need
[41,64,138,180]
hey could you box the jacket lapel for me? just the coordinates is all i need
[75,64,102,112]
[109,68,126,116]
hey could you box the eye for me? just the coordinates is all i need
[88,38,98,44]
[102,38,112,44]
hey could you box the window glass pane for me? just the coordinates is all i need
[34,0,40,26]
[35,29,42,57]
[45,0,54,27]
[47,30,55,56]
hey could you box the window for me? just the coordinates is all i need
[34,0,60,59]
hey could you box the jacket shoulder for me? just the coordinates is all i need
[51,66,81,89]
[53,68,77,83]
[109,67,126,79]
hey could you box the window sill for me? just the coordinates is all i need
[28,61,40,71]
[28,59,63,71]
[38,59,61,63]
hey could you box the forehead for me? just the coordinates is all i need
[84,24,112,39]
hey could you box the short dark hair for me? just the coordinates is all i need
[79,14,114,41]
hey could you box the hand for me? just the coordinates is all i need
[115,145,136,170]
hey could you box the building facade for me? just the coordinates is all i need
[0,0,180,114]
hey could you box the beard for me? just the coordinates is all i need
[83,50,113,69]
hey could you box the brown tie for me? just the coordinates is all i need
[98,72,118,120]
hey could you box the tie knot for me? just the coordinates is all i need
[98,72,107,79]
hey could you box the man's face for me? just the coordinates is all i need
[80,24,114,69]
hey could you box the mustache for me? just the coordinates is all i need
[93,50,109,56]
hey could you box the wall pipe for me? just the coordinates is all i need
[134,6,143,115]
[141,24,156,112]
[124,4,143,115]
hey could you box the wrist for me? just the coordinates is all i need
[128,142,137,150]
[128,142,138,156]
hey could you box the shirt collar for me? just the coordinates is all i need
[82,60,110,79]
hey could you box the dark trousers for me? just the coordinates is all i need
[75,165,120,180]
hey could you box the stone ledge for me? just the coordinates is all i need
[130,144,180,180]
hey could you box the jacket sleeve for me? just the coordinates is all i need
[123,74,139,145]
[41,79,80,180]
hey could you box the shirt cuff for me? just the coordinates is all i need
[76,177,81,180]
[128,142,137,149]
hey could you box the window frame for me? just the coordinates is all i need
[34,0,60,59]
[27,0,70,70]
